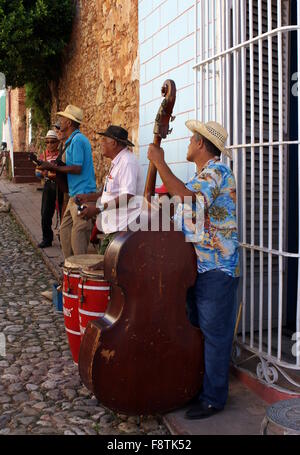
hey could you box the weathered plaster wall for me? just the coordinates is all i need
[52,0,139,187]
[8,88,26,151]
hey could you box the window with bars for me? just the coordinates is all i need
[242,0,290,334]
[195,0,299,369]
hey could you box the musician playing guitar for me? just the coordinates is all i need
[148,120,240,419]
[36,130,63,248]
[38,105,97,259]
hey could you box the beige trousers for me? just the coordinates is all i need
[60,197,93,259]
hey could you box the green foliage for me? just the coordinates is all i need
[25,80,51,130]
[0,0,75,129]
[0,0,75,86]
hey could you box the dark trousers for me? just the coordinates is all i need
[41,180,63,243]
[187,270,239,409]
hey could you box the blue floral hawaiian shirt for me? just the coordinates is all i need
[175,157,240,277]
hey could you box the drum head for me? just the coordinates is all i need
[81,268,105,279]
[64,254,104,270]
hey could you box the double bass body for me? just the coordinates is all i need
[79,228,204,415]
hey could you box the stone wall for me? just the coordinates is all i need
[52,0,139,187]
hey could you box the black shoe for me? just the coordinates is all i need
[38,240,52,248]
[185,400,222,420]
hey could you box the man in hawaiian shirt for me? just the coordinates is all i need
[148,120,240,420]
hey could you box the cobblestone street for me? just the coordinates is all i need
[0,212,168,435]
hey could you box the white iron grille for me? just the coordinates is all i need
[193,0,300,389]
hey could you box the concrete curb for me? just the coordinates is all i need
[162,415,187,436]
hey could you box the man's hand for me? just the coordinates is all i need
[76,194,89,204]
[78,205,99,221]
[147,143,165,167]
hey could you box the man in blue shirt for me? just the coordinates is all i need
[148,120,240,420]
[39,105,96,258]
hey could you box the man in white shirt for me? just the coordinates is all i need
[77,125,144,254]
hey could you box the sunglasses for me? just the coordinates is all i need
[45,140,58,144]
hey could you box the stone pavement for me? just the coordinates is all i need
[0,202,168,435]
[0,177,268,435]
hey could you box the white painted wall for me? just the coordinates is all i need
[138,0,196,185]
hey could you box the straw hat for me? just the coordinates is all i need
[185,120,232,159]
[44,130,58,140]
[57,105,83,124]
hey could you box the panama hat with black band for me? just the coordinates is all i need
[56,105,83,124]
[185,120,232,159]
[97,125,135,147]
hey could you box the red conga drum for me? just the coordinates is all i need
[63,255,104,363]
[78,261,110,339]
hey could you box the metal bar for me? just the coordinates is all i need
[297,0,300,367]
[235,340,300,372]
[249,0,255,349]
[212,0,216,120]
[233,0,239,224]
[227,140,300,149]
[194,0,198,121]
[225,0,231,147]
[193,25,300,69]
[240,243,300,258]
[241,0,247,345]
[267,0,274,358]
[277,0,283,362]
[199,0,204,121]
[219,0,224,124]
[258,0,264,354]
[205,0,209,121]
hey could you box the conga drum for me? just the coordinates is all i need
[63,254,104,363]
[78,258,110,338]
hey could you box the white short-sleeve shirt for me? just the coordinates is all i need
[96,148,144,234]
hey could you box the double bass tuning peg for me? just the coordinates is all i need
[170,115,176,122]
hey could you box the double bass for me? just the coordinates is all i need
[78,80,204,415]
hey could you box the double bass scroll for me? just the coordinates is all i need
[144,80,176,203]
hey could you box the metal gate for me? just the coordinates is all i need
[193,0,300,393]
